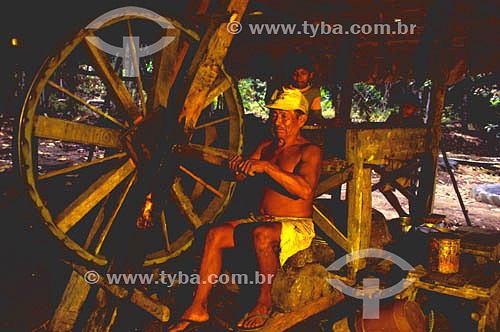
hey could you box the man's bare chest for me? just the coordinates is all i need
[261,146,302,172]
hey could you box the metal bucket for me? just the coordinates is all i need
[428,233,461,274]
[353,300,426,332]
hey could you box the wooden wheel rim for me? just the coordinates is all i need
[17,12,243,267]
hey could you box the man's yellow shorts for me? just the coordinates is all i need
[233,213,315,267]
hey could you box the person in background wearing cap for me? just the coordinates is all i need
[380,96,424,217]
[167,89,322,332]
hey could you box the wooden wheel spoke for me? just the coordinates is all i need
[147,29,189,111]
[83,32,140,121]
[55,160,136,233]
[194,116,233,130]
[174,144,233,166]
[126,20,147,116]
[37,152,127,181]
[179,165,223,198]
[34,115,122,148]
[83,196,110,250]
[160,211,171,252]
[94,172,137,255]
[190,183,205,201]
[170,177,203,229]
[47,80,126,128]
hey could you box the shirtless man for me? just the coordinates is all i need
[168,88,322,332]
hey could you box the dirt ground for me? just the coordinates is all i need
[371,164,500,230]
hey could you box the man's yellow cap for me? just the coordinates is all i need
[266,88,309,115]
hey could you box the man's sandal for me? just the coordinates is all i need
[165,318,209,332]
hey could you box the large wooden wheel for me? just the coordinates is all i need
[17,8,244,268]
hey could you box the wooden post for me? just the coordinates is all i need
[416,0,456,215]
[345,130,372,280]
[48,272,92,332]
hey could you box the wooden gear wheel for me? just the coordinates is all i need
[17,7,244,268]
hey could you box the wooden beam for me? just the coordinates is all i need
[69,263,170,322]
[416,0,456,215]
[177,0,249,134]
[313,204,350,252]
[48,272,92,332]
[345,130,372,280]
[259,294,345,332]
[315,166,352,196]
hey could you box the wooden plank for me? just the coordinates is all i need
[313,204,350,252]
[315,166,352,196]
[416,0,456,215]
[55,160,135,233]
[259,294,345,332]
[177,0,249,133]
[70,263,170,322]
[34,116,122,148]
[351,128,427,161]
[48,272,91,332]
[346,130,373,280]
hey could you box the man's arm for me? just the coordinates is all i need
[265,144,322,200]
[228,139,272,181]
[239,144,322,200]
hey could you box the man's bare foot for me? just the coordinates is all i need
[167,306,209,332]
[236,302,272,330]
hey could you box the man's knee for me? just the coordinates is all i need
[206,224,233,247]
[252,224,280,249]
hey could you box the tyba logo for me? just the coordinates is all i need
[326,248,416,319]
[85,6,176,77]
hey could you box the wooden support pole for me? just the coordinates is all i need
[441,148,472,226]
[415,0,456,215]
[346,130,372,280]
